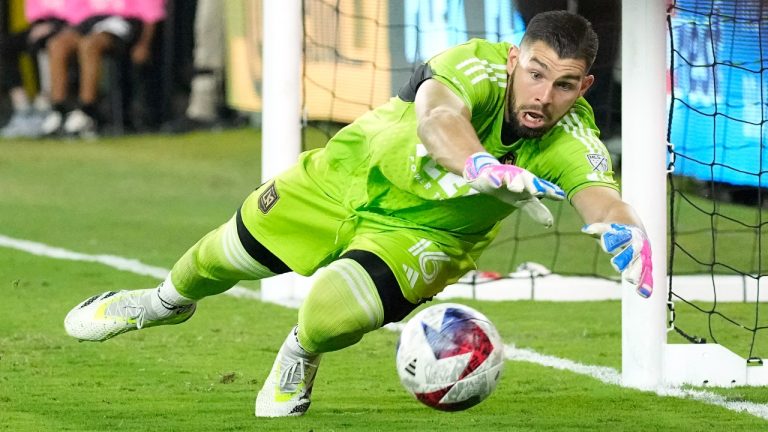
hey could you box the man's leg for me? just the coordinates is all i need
[255,221,475,417]
[41,29,80,135]
[47,29,79,106]
[76,32,113,111]
[60,31,116,137]
[255,250,419,417]
[64,213,284,341]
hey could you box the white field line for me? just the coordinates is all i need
[2,234,767,421]
[505,346,768,420]
[0,235,260,300]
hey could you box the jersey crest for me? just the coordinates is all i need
[586,153,609,172]
[258,182,280,214]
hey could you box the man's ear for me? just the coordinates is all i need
[580,74,595,96]
[507,45,520,74]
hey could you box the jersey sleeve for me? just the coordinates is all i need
[426,39,510,116]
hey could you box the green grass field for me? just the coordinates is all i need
[1,130,767,431]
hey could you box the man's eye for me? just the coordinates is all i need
[530,72,541,79]
[558,82,575,90]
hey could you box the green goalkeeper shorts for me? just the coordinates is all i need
[240,163,490,304]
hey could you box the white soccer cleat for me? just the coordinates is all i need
[255,328,322,417]
[64,289,196,341]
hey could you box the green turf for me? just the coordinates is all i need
[0,131,263,265]
[1,130,766,431]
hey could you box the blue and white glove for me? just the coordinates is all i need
[582,223,654,298]
[463,152,565,227]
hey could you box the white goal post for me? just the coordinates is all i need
[259,0,304,304]
[620,0,668,390]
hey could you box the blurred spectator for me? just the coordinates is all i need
[41,0,166,138]
[0,0,68,138]
[163,0,233,133]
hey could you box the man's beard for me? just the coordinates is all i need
[508,106,548,139]
[505,73,550,139]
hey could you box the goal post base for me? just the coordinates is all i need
[664,343,768,387]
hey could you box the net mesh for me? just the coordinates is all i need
[667,0,767,360]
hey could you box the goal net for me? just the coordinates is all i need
[666,0,767,384]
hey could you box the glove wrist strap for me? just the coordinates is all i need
[464,151,500,179]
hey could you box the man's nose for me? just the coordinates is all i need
[534,85,553,105]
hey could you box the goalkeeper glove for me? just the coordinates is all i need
[463,152,565,227]
[582,223,654,298]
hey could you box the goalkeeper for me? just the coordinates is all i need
[63,10,653,417]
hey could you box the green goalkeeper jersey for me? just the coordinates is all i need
[301,38,618,236]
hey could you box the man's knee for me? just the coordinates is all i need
[341,250,421,324]
[297,259,384,353]
[49,31,78,55]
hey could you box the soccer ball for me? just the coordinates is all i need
[395,303,505,411]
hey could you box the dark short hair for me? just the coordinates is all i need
[520,10,599,71]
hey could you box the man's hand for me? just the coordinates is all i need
[463,152,565,227]
[463,152,565,199]
[582,223,653,298]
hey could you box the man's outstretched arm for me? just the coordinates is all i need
[572,186,654,298]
